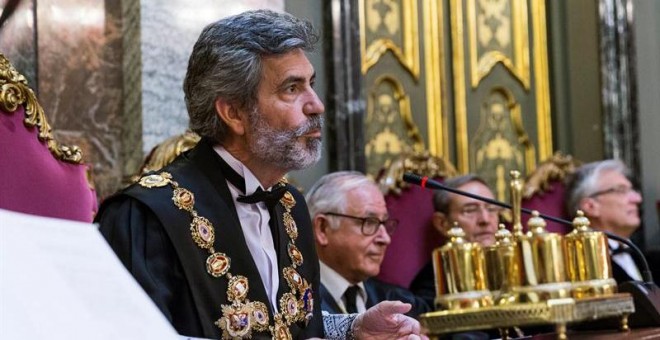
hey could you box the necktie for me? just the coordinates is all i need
[343,285,359,314]
[611,246,633,256]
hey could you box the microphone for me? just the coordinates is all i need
[404,172,660,327]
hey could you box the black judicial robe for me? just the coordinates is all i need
[319,278,431,318]
[95,139,323,339]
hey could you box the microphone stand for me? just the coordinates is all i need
[403,172,660,327]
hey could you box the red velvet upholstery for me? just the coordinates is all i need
[520,152,581,234]
[521,180,571,234]
[0,106,97,222]
[375,152,456,288]
[0,54,97,222]
[378,185,444,288]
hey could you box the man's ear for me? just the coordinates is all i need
[579,197,600,218]
[432,212,450,238]
[313,215,331,246]
[214,98,246,136]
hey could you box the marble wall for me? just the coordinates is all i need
[1,0,125,198]
[140,0,284,154]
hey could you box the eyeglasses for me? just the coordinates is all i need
[322,212,398,236]
[455,204,501,219]
[589,185,638,198]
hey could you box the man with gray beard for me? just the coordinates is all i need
[95,9,423,340]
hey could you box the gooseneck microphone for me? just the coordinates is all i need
[402,172,654,284]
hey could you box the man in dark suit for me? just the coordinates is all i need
[409,174,499,309]
[95,10,423,340]
[306,172,431,317]
[565,159,645,283]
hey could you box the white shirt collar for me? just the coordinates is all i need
[213,145,264,195]
[319,261,366,306]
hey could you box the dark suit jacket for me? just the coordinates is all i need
[319,277,431,318]
[410,261,435,309]
[95,138,323,339]
[612,259,640,283]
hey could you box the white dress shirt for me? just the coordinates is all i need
[319,261,367,313]
[609,239,643,281]
[214,145,280,310]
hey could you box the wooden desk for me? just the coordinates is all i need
[532,327,660,339]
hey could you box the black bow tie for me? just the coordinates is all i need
[214,148,287,208]
[237,185,287,208]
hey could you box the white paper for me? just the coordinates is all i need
[0,208,179,340]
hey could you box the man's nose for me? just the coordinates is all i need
[374,224,391,245]
[304,89,325,115]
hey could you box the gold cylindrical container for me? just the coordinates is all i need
[515,211,572,301]
[564,210,617,298]
[433,224,492,310]
[484,224,523,298]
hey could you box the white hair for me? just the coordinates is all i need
[305,171,376,229]
[565,159,630,217]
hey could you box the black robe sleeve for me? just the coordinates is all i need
[95,196,203,337]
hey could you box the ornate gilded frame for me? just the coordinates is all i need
[359,0,420,80]
[0,53,83,163]
[450,0,552,172]
[467,0,530,89]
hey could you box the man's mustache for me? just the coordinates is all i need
[293,115,324,137]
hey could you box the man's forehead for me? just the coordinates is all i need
[596,170,631,186]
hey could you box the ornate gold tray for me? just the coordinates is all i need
[420,293,635,337]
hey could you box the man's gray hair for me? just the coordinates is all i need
[184,10,319,143]
[565,159,630,217]
[306,171,376,229]
[433,174,489,214]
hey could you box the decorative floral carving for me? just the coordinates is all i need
[0,53,82,163]
[523,152,582,198]
[377,151,458,195]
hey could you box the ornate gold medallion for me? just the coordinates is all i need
[280,191,295,210]
[283,213,298,239]
[288,242,304,267]
[217,303,253,338]
[301,286,314,323]
[280,292,300,324]
[191,216,215,249]
[138,173,171,188]
[227,275,249,302]
[206,252,230,278]
[271,315,292,340]
[172,187,195,211]
[251,301,270,332]
[283,267,304,291]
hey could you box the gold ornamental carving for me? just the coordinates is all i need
[360,0,420,79]
[365,75,424,177]
[450,0,552,173]
[472,88,535,202]
[0,53,83,163]
[468,0,530,89]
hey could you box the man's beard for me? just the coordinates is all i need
[247,109,323,171]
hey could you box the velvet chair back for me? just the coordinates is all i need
[0,54,97,222]
[376,152,457,288]
[521,152,581,234]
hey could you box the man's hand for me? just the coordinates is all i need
[352,301,428,340]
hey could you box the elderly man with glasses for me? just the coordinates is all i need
[565,159,644,283]
[410,174,500,308]
[306,171,431,317]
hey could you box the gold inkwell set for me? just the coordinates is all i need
[419,171,635,339]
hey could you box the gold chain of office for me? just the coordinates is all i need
[138,172,314,340]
